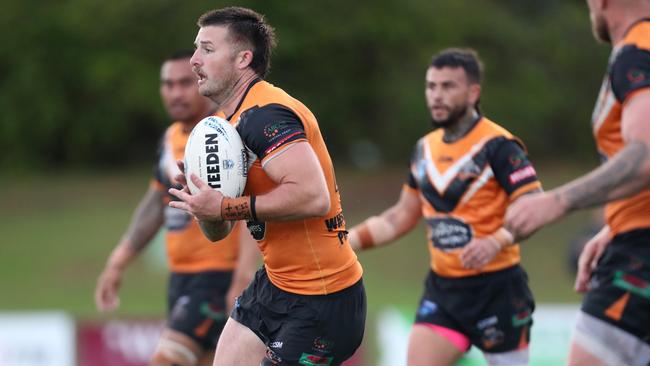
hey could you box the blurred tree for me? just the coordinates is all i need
[0,0,608,170]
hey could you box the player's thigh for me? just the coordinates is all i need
[407,324,464,366]
[567,340,607,366]
[213,317,266,366]
[151,328,204,366]
[570,311,650,366]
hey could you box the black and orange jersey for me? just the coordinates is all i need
[152,122,240,273]
[592,19,650,236]
[217,79,362,295]
[407,117,541,277]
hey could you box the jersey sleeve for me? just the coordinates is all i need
[489,138,541,199]
[405,140,422,191]
[151,134,166,191]
[236,104,307,162]
[611,45,650,103]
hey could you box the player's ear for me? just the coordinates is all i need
[469,83,481,105]
[235,49,253,70]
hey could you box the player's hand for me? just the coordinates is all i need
[460,237,501,269]
[505,192,567,240]
[574,226,611,293]
[95,266,122,312]
[173,160,188,187]
[168,173,224,221]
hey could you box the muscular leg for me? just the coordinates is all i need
[407,324,466,366]
[212,317,266,366]
[151,328,204,366]
[567,341,607,366]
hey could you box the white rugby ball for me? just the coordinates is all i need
[184,116,248,197]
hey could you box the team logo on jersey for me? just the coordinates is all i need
[247,220,266,241]
[628,69,646,84]
[263,121,291,138]
[427,217,473,250]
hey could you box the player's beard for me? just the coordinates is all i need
[199,68,239,107]
[431,103,469,129]
[591,12,611,43]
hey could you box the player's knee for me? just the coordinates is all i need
[150,338,200,366]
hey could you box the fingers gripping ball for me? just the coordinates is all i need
[184,116,248,197]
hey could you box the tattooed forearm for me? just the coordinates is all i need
[199,220,233,242]
[558,141,649,211]
[124,189,165,253]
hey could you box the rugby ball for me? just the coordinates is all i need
[184,116,248,197]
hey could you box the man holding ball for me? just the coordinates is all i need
[169,7,366,366]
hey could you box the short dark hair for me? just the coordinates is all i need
[165,49,194,62]
[430,48,483,84]
[197,7,277,78]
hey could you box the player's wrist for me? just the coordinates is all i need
[221,196,257,221]
[488,227,514,249]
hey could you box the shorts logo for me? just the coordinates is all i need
[476,315,498,330]
[481,327,504,349]
[417,300,438,317]
[613,271,650,299]
[508,166,536,185]
[200,302,226,321]
[269,341,283,349]
[312,337,334,353]
[170,295,190,322]
[511,309,532,327]
[266,348,282,364]
[299,353,333,366]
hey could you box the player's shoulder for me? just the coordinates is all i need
[621,20,650,52]
[477,117,513,139]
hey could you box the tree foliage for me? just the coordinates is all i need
[0,0,608,169]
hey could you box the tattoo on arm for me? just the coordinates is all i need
[559,141,649,211]
[125,189,165,253]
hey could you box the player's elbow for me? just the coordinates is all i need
[306,190,330,217]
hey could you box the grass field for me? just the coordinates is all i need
[0,163,597,363]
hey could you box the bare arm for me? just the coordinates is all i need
[506,92,650,239]
[95,185,165,311]
[349,186,422,251]
[170,141,330,240]
[555,91,650,211]
[255,141,331,220]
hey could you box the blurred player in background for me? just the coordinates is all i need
[168,7,365,366]
[95,50,259,366]
[506,0,650,364]
[349,48,541,366]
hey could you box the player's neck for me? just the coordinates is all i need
[609,10,650,44]
[443,110,480,143]
[220,71,259,118]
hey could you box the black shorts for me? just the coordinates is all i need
[231,268,366,366]
[167,270,233,350]
[581,228,650,344]
[414,265,535,353]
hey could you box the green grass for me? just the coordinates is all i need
[0,163,598,364]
